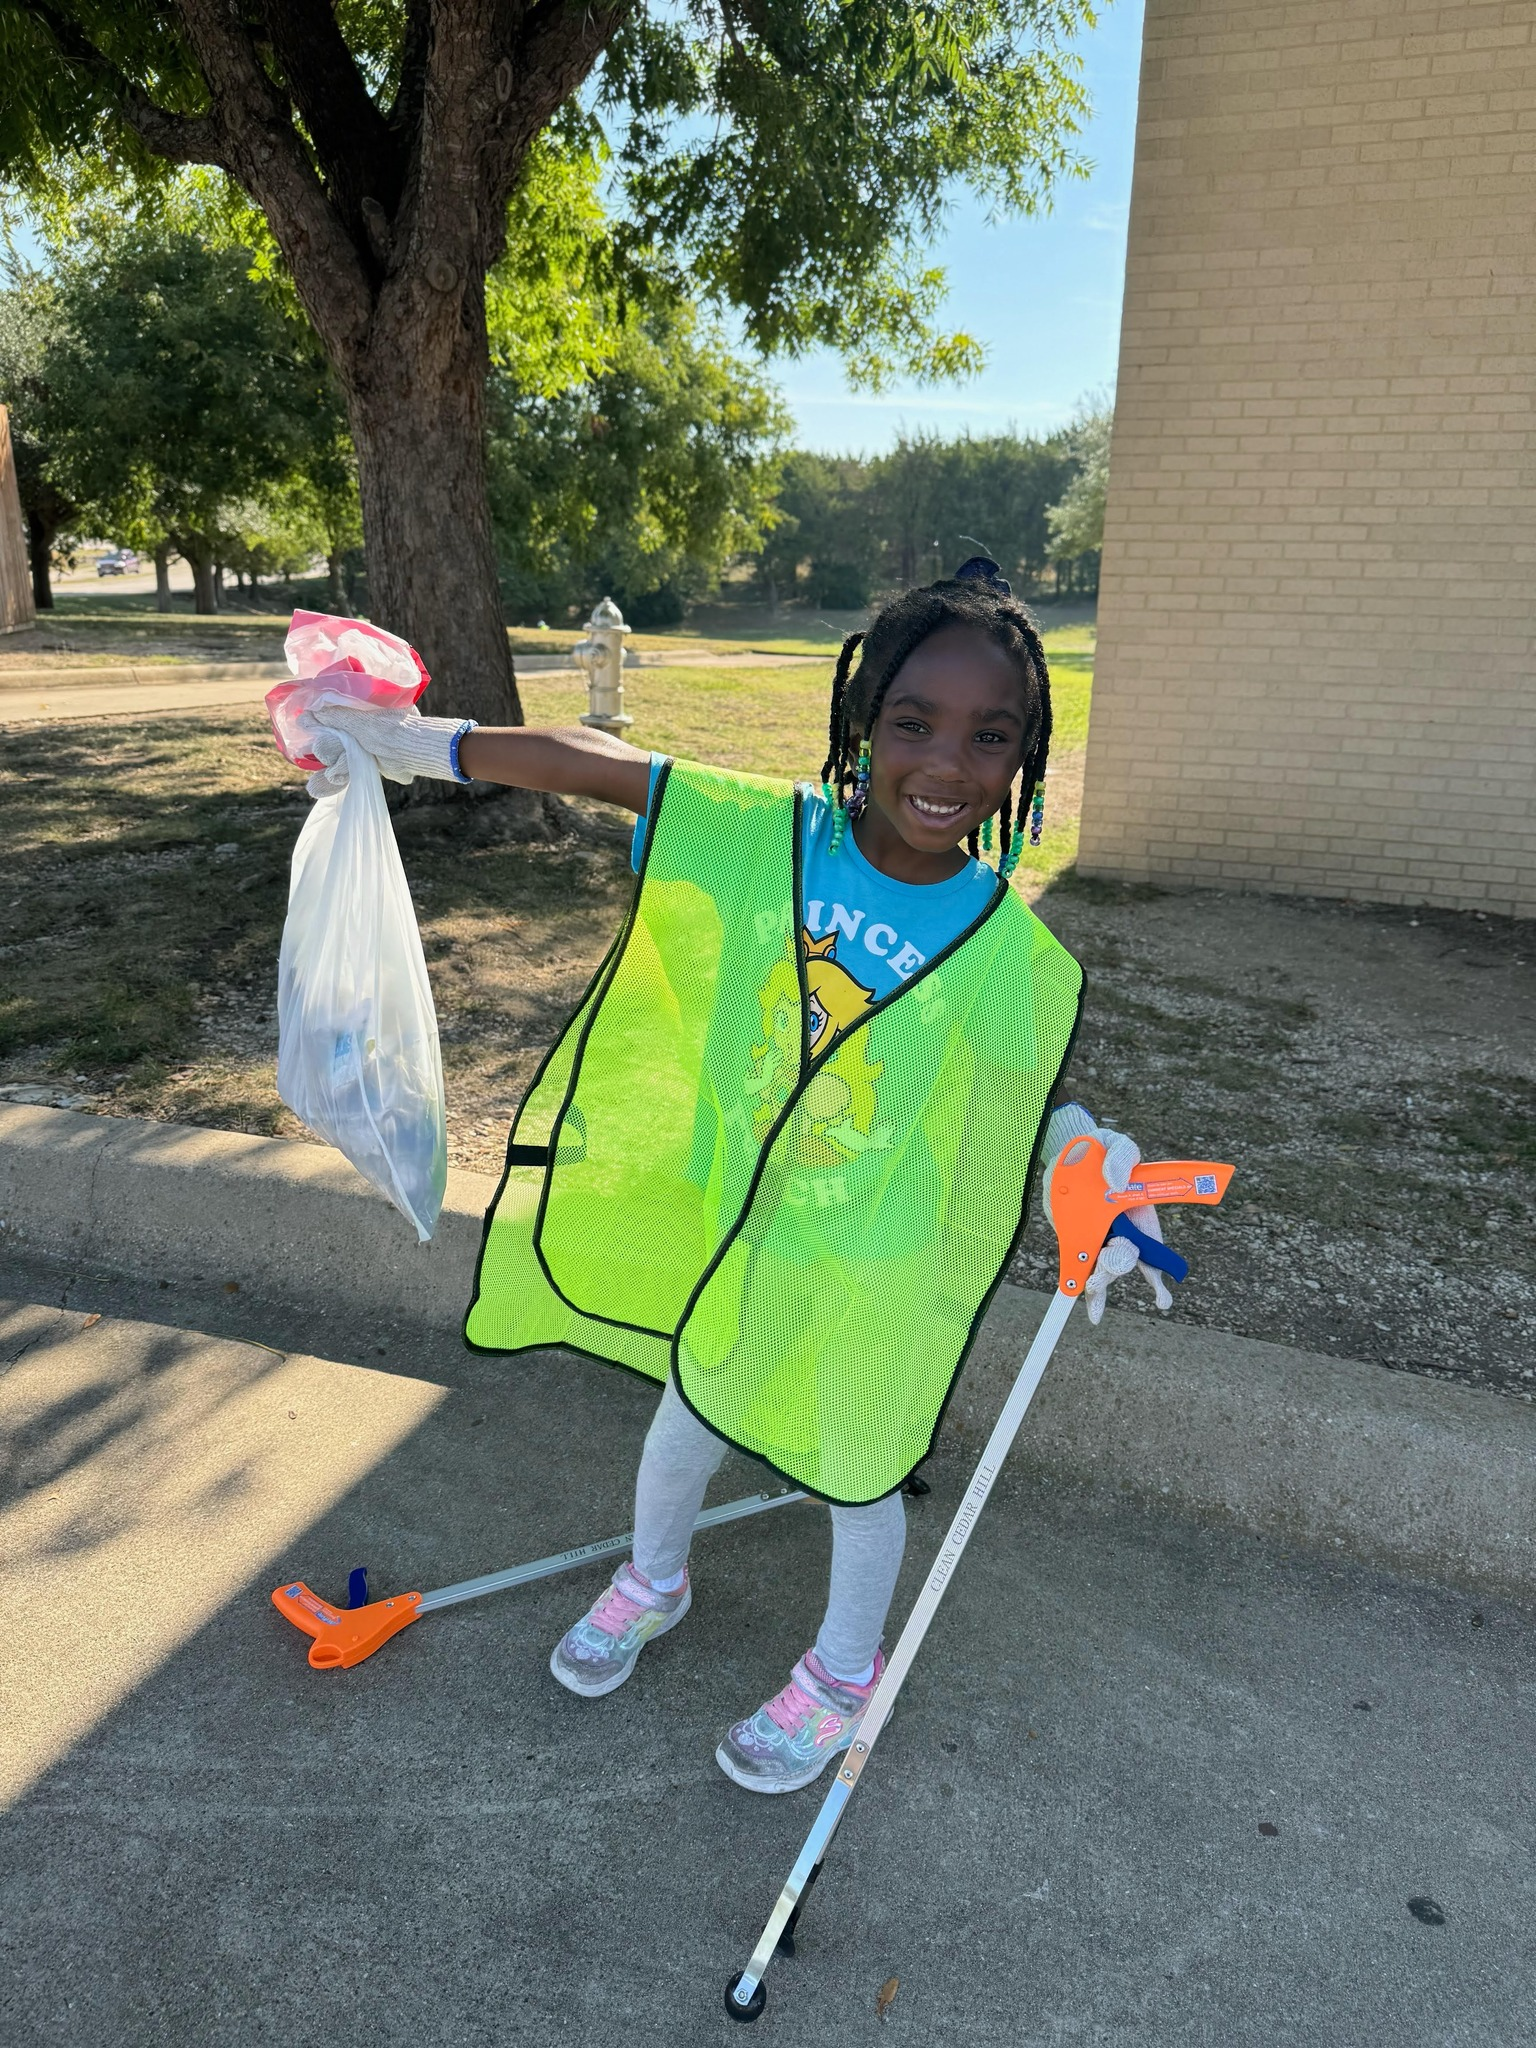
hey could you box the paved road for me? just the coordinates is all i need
[49,560,200,600]
[2,1259,1530,2047]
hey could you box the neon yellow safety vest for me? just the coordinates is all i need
[464,760,1083,1503]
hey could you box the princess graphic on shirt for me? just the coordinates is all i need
[746,930,893,1163]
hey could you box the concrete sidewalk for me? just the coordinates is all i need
[0,647,819,725]
[4,1103,1534,1598]
[1,1281,1530,2047]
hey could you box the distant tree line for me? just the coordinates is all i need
[753,415,1105,617]
[1,201,1107,625]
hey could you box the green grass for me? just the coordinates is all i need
[14,589,1096,674]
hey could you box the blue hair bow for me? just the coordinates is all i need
[952,555,1011,596]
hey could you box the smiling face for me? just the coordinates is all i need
[854,624,1035,883]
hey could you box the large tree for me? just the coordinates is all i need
[0,270,77,607]
[37,225,336,610]
[0,1,1091,736]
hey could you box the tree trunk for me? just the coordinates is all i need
[212,562,224,608]
[344,294,522,737]
[326,549,347,612]
[154,541,174,611]
[181,537,217,614]
[26,510,54,610]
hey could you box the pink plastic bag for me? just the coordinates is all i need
[266,611,431,772]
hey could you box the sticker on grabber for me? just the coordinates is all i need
[1121,1175,1204,1202]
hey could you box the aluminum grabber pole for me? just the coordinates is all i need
[272,1486,809,1671]
[723,1137,1234,2023]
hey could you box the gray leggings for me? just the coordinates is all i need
[633,1377,906,1682]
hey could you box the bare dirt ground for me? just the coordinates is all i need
[1007,877,1535,1403]
[3,676,1529,1406]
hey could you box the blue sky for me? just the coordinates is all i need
[774,0,1145,454]
[8,1,1144,456]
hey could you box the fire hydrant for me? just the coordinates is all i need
[572,597,633,734]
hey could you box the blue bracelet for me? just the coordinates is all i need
[449,720,478,783]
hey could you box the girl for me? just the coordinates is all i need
[307,560,1173,1794]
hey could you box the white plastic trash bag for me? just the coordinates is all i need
[270,615,447,1241]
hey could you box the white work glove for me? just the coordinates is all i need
[1042,1102,1174,1326]
[301,697,478,799]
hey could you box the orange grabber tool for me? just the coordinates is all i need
[1047,1137,1234,1294]
[724,1135,1234,2025]
[270,1579,423,1671]
[271,1486,811,1671]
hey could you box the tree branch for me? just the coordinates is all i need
[389,0,432,141]
[165,0,376,354]
[257,0,404,230]
[22,1,229,167]
[484,0,634,237]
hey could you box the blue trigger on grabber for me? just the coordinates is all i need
[1107,1215,1189,1285]
[347,1567,369,1609]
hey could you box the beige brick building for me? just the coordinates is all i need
[0,407,34,634]
[1080,0,1536,917]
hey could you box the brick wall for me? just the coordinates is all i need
[0,407,34,634]
[1080,0,1536,917]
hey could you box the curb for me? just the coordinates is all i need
[0,661,290,691]
[3,1103,1533,1599]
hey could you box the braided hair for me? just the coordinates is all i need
[820,558,1053,874]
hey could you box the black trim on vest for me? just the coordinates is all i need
[792,786,811,1075]
[462,761,673,1350]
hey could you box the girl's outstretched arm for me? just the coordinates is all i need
[301,700,652,812]
[458,725,651,813]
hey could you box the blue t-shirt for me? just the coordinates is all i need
[631,756,996,1003]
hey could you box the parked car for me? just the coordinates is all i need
[96,549,140,576]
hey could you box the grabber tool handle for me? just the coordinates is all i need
[270,1581,422,1670]
[1049,1138,1233,1294]
[725,1288,1079,2021]
[1107,1214,1188,1285]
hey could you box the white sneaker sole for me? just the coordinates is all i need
[548,1584,692,1699]
[713,1739,847,1795]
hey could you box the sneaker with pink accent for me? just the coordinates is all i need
[549,1562,691,1698]
[715,1648,885,1794]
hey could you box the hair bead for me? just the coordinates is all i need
[1028,779,1046,847]
[848,739,872,822]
